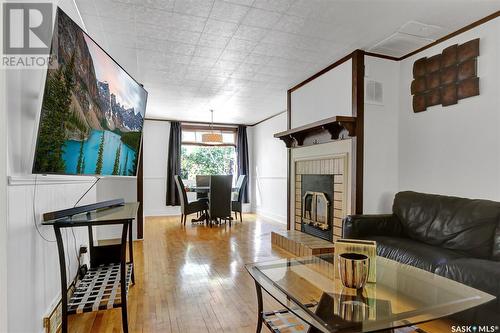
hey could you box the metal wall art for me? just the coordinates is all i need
[411,38,480,113]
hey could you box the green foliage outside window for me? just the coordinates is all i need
[181,146,236,180]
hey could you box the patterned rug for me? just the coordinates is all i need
[263,310,426,333]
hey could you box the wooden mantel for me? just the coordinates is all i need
[274,116,356,148]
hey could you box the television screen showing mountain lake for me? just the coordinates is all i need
[63,130,137,176]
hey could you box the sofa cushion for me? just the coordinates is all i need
[435,258,500,325]
[435,258,500,299]
[393,191,500,259]
[368,236,466,272]
[493,225,500,261]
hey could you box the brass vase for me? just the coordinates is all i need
[338,253,370,289]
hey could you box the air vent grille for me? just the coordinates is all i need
[369,21,444,57]
[369,32,433,58]
[365,80,383,105]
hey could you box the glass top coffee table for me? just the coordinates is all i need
[245,254,495,333]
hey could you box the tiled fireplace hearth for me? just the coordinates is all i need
[294,155,347,242]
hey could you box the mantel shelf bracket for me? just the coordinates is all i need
[274,116,357,148]
[323,121,356,140]
[278,135,295,148]
[292,132,307,146]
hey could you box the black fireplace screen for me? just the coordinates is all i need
[302,191,329,230]
[300,174,335,241]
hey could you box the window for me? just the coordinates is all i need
[180,125,237,184]
[181,126,236,145]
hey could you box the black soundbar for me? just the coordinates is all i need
[43,199,125,222]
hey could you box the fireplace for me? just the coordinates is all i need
[293,154,347,242]
[302,192,329,229]
[300,175,335,241]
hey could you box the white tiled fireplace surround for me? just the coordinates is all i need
[290,140,353,242]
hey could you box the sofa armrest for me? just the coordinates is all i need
[342,214,403,239]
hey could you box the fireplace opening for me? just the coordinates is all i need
[302,192,329,230]
[300,175,335,241]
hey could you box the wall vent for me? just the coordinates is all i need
[365,80,383,105]
[399,21,443,39]
[368,20,444,58]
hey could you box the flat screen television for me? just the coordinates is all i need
[32,8,147,177]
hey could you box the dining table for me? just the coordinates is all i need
[186,185,238,223]
[187,186,237,193]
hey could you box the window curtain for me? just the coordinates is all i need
[166,121,181,206]
[236,125,249,203]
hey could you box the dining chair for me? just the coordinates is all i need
[209,175,233,227]
[231,175,247,222]
[195,175,210,200]
[195,175,210,218]
[174,175,208,225]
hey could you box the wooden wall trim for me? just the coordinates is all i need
[181,124,237,132]
[364,51,399,61]
[146,111,288,129]
[351,50,365,215]
[399,11,500,60]
[140,11,499,231]
[250,110,287,127]
[286,91,292,230]
[143,12,500,131]
[289,52,354,93]
[137,148,144,239]
[145,117,244,127]
[365,11,499,62]
[285,49,365,228]
[282,10,499,220]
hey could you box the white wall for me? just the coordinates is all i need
[0,37,8,332]
[398,17,500,200]
[96,177,138,240]
[142,119,255,217]
[287,57,357,217]
[5,1,97,332]
[245,125,254,213]
[250,113,287,223]
[290,59,352,128]
[7,179,95,333]
[286,17,500,216]
[142,120,180,216]
[363,57,400,213]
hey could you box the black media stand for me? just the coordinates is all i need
[42,199,139,333]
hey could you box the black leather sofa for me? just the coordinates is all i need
[343,191,500,325]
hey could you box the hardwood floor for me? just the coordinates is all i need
[69,214,453,333]
[69,214,291,332]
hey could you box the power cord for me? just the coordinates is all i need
[73,177,100,208]
[32,174,56,242]
[32,175,101,283]
[33,174,74,281]
[71,177,100,282]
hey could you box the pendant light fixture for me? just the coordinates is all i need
[202,109,223,144]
